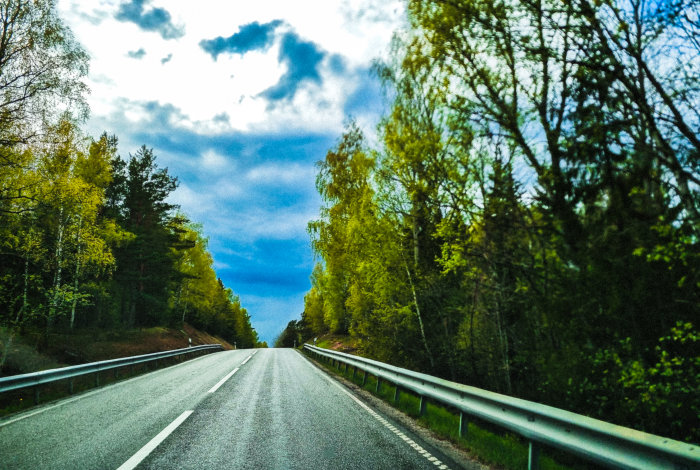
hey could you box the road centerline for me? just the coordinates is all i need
[207,367,240,394]
[116,410,193,470]
[240,351,256,365]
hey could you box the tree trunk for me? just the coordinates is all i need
[70,213,83,330]
[404,260,435,369]
[48,209,65,325]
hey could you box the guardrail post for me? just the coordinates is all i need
[95,372,99,387]
[394,385,400,403]
[528,441,540,470]
[352,366,357,380]
[362,370,368,386]
[376,377,382,393]
[34,387,40,405]
[69,378,74,394]
[459,412,468,438]
[419,395,427,416]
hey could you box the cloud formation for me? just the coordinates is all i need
[200,22,339,105]
[261,32,327,102]
[115,0,184,40]
[60,0,407,343]
[127,48,146,59]
[200,20,283,60]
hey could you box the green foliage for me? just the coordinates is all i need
[0,0,258,364]
[296,0,700,444]
[0,127,258,350]
[577,323,699,442]
[274,320,310,348]
[0,0,89,146]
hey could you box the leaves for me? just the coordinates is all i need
[0,0,262,365]
[299,0,699,443]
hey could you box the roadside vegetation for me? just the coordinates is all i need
[281,0,700,444]
[0,0,263,378]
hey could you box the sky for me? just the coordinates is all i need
[55,0,406,344]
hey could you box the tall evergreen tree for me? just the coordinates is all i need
[109,146,178,327]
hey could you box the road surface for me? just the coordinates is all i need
[0,348,470,469]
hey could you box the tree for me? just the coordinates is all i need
[0,0,88,147]
[301,0,699,441]
[37,120,114,329]
[309,122,375,334]
[301,264,328,335]
[274,320,309,348]
[109,146,179,327]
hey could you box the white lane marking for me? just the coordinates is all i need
[116,410,193,470]
[299,353,451,470]
[207,350,257,394]
[207,367,240,394]
[240,350,257,365]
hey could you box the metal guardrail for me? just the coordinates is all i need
[304,344,699,470]
[0,344,224,396]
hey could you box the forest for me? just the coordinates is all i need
[0,0,261,368]
[288,0,700,443]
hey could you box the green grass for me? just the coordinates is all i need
[314,339,335,349]
[308,352,599,470]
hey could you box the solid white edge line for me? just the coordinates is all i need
[207,367,239,394]
[116,410,193,470]
[297,351,451,470]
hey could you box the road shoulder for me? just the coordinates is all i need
[297,350,491,470]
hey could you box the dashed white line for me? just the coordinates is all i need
[207,367,239,394]
[240,351,257,366]
[119,351,257,468]
[116,410,193,470]
[207,351,257,394]
[301,353,451,470]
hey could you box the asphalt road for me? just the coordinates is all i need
[0,349,469,469]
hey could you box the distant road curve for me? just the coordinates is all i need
[0,349,472,469]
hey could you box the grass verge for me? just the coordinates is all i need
[305,349,602,470]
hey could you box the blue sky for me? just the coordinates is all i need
[57,0,405,344]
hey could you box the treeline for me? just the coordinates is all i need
[293,0,699,442]
[0,0,261,361]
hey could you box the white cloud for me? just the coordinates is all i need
[205,207,316,243]
[167,183,213,218]
[58,0,404,135]
[201,149,229,170]
[246,163,314,184]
